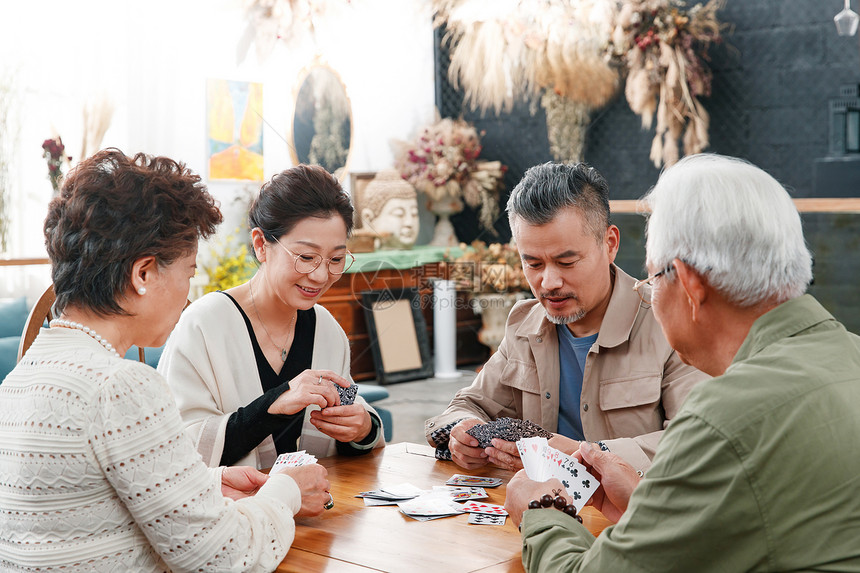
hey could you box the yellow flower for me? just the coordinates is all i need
[202,230,258,294]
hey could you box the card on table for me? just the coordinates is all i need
[355,482,424,504]
[397,494,464,520]
[468,513,507,526]
[445,474,503,488]
[432,486,489,501]
[459,501,508,516]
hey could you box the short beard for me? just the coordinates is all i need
[544,308,586,325]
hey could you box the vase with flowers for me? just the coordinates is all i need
[448,240,531,353]
[395,117,505,247]
[41,136,72,195]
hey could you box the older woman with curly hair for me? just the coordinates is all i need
[0,149,330,572]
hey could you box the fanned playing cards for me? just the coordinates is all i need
[515,437,600,512]
[335,382,358,406]
[270,450,317,474]
[466,417,553,448]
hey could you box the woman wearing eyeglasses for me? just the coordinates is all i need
[160,165,383,469]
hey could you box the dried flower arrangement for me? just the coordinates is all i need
[41,136,72,194]
[80,93,115,161]
[394,117,505,231]
[237,0,353,64]
[448,240,530,295]
[612,0,724,167]
[433,0,725,167]
[433,0,618,163]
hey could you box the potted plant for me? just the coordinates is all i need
[448,240,531,353]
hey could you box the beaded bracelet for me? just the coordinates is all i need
[527,488,583,524]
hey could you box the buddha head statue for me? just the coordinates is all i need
[359,170,419,250]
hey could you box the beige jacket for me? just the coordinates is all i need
[425,265,707,471]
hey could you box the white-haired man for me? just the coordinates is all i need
[505,154,860,570]
[426,162,706,473]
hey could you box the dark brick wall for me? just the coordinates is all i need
[436,0,860,332]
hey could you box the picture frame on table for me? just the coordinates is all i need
[360,287,434,385]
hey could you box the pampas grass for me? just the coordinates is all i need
[80,92,115,161]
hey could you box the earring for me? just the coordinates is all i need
[138,287,147,295]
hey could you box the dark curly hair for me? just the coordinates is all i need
[248,164,353,250]
[44,148,223,316]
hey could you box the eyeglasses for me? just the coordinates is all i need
[273,237,355,275]
[632,264,676,303]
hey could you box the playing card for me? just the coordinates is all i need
[432,486,489,501]
[466,417,553,448]
[397,495,463,518]
[516,437,549,481]
[335,381,358,406]
[445,474,503,488]
[468,513,506,526]
[545,450,599,512]
[459,501,508,516]
[270,450,317,474]
[355,483,424,503]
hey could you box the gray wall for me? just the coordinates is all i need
[437,0,860,332]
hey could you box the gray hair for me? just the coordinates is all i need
[643,154,813,307]
[506,162,610,240]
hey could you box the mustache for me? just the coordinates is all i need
[540,291,578,301]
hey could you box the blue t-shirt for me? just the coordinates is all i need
[556,325,598,440]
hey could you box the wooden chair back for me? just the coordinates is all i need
[16,284,146,363]
[17,284,56,362]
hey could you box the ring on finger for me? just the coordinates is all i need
[324,492,334,510]
[317,375,323,385]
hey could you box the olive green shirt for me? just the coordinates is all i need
[521,295,860,572]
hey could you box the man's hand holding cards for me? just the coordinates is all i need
[515,437,600,512]
[460,417,553,471]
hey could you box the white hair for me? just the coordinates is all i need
[643,154,813,307]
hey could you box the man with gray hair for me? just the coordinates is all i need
[425,162,706,473]
[505,154,860,570]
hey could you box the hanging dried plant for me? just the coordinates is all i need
[611,0,725,167]
[541,91,592,164]
[434,0,619,116]
[236,0,352,64]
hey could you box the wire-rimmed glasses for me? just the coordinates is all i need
[632,264,675,303]
[273,237,356,275]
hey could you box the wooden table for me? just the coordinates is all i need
[278,442,612,572]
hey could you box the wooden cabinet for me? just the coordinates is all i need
[319,265,488,381]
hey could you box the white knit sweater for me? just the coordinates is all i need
[0,327,301,572]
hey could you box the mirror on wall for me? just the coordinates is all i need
[289,62,353,180]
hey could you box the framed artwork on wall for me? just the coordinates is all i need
[206,78,264,181]
[361,287,433,385]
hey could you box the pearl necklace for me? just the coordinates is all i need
[49,318,121,358]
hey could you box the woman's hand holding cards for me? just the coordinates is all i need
[268,369,348,415]
[281,463,332,517]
